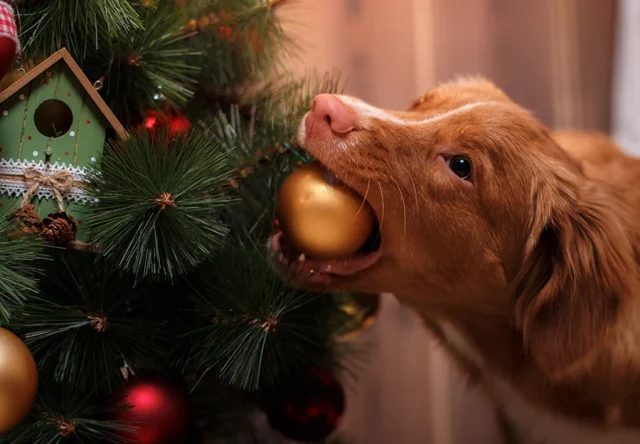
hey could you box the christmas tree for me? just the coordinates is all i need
[0,1,375,442]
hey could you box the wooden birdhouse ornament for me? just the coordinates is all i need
[0,48,126,246]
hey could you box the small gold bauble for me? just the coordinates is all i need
[335,293,381,342]
[185,19,198,33]
[276,163,376,259]
[197,16,210,31]
[0,328,38,433]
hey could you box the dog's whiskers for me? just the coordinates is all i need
[398,163,419,209]
[354,180,372,221]
[376,180,385,234]
[390,175,407,238]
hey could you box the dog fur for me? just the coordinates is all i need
[288,78,640,443]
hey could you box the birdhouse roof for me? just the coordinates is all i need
[0,48,127,140]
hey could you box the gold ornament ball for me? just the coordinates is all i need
[276,163,376,259]
[185,19,198,33]
[198,16,210,31]
[0,328,38,433]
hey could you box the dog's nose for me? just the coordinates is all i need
[305,94,355,139]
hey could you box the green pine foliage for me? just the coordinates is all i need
[178,247,338,391]
[205,72,343,243]
[86,128,232,281]
[3,1,362,443]
[187,0,299,93]
[5,383,133,444]
[0,217,46,323]
[93,0,201,120]
[18,0,142,60]
[11,249,168,395]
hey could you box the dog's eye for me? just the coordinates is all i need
[448,156,472,180]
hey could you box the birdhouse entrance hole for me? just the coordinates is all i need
[34,99,74,138]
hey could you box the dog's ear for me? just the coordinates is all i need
[513,175,634,380]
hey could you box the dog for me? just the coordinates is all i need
[270,77,640,444]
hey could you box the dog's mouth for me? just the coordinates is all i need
[270,169,382,285]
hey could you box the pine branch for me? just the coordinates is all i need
[10,249,168,395]
[187,0,298,94]
[86,128,233,281]
[178,246,339,391]
[8,1,363,441]
[3,381,132,444]
[0,216,46,324]
[88,0,201,122]
[196,71,343,245]
[203,105,297,246]
[245,70,344,136]
[205,70,343,164]
[17,0,142,60]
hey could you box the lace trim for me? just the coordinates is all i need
[0,159,89,179]
[0,159,98,204]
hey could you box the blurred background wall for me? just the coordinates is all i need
[279,1,621,443]
[612,0,639,154]
[282,0,616,128]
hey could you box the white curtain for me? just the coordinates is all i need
[612,0,640,154]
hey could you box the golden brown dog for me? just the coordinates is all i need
[271,78,640,444]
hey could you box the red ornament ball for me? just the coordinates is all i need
[261,366,345,442]
[167,113,192,138]
[0,1,18,82]
[111,375,191,444]
[0,37,16,82]
[136,108,191,140]
[141,110,164,132]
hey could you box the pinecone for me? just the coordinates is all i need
[8,204,42,236]
[42,212,78,246]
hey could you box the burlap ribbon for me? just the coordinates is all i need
[20,167,74,212]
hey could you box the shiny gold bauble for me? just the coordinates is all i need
[197,16,210,31]
[335,293,381,342]
[0,328,38,433]
[185,19,198,33]
[276,163,376,259]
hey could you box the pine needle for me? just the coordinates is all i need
[93,0,201,121]
[11,249,168,395]
[200,71,344,245]
[177,246,339,391]
[18,0,142,60]
[3,381,134,444]
[0,217,46,324]
[186,0,297,92]
[86,129,233,281]
[5,1,363,441]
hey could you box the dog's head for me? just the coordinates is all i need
[273,78,635,378]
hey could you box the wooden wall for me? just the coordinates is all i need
[285,0,616,130]
[612,0,640,154]
[427,0,616,131]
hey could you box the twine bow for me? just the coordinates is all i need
[21,167,74,212]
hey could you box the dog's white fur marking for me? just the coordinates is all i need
[297,114,308,145]
[337,95,501,128]
[437,320,640,444]
[297,96,501,145]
